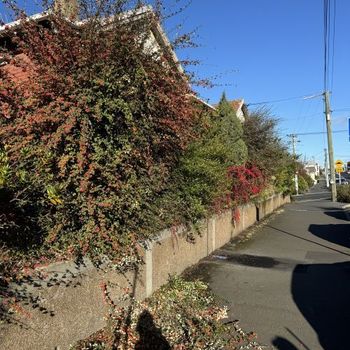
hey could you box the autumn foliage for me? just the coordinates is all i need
[0,3,278,331]
[228,165,266,204]
[0,1,268,274]
[0,4,204,267]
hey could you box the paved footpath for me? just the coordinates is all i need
[186,181,350,350]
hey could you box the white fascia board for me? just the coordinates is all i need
[188,94,216,111]
[151,21,184,74]
[0,11,52,34]
[74,5,154,27]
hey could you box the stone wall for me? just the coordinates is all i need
[0,193,290,350]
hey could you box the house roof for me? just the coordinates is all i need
[0,6,156,34]
[0,6,181,74]
[229,99,244,113]
[213,99,245,112]
[0,6,215,110]
[0,12,52,35]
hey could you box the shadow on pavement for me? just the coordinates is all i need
[267,225,350,257]
[309,224,350,249]
[292,261,350,350]
[272,337,298,350]
[323,210,348,221]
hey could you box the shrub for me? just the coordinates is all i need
[0,3,203,268]
[300,172,314,189]
[228,165,265,205]
[243,108,288,179]
[337,184,350,203]
[162,94,248,224]
[72,276,264,350]
[297,176,308,194]
[273,158,314,195]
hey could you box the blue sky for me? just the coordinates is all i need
[1,0,349,165]
[162,0,350,166]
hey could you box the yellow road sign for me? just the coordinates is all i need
[336,167,343,173]
[335,160,344,173]
[335,160,344,166]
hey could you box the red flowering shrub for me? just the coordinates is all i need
[228,165,266,205]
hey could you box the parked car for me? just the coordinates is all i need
[336,177,349,185]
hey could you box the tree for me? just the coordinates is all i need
[216,93,248,165]
[160,93,248,225]
[243,107,287,178]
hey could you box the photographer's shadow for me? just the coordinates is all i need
[135,310,170,350]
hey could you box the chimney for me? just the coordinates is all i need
[54,0,79,20]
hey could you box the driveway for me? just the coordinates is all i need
[185,181,350,350]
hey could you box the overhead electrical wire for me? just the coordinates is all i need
[248,0,340,163]
[323,0,336,92]
[330,0,337,90]
[285,129,346,137]
[246,92,323,107]
[324,0,329,91]
[322,0,338,151]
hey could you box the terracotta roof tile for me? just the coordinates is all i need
[229,99,244,112]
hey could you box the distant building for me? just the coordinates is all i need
[304,162,320,184]
[228,99,248,122]
[213,98,248,122]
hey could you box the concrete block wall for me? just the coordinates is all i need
[149,193,290,293]
[0,259,148,350]
[0,193,290,350]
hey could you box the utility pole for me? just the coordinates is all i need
[324,148,329,188]
[287,134,299,195]
[324,91,337,201]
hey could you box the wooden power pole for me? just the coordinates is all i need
[324,148,329,188]
[324,91,337,201]
[287,134,299,195]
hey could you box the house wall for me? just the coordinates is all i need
[236,107,245,122]
[0,193,290,350]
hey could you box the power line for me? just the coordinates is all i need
[324,0,329,91]
[324,0,337,92]
[296,96,321,134]
[246,92,323,107]
[283,129,346,137]
[327,0,332,88]
[330,0,337,90]
[282,110,324,121]
[297,129,346,136]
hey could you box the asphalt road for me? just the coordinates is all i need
[292,180,331,202]
[186,181,350,350]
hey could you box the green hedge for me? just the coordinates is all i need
[337,184,350,203]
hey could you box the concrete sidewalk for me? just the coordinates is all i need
[185,183,350,350]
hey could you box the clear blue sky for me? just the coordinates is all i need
[1,0,349,166]
[162,0,350,166]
